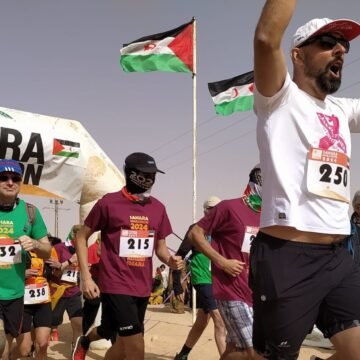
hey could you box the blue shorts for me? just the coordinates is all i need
[194,284,217,314]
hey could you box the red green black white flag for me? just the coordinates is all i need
[208,71,254,116]
[52,139,80,158]
[120,20,193,73]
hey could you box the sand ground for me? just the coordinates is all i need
[45,304,334,360]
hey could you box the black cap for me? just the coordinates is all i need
[124,152,165,174]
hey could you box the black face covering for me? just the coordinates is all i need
[124,167,156,194]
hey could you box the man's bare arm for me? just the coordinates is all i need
[254,0,296,96]
[188,225,245,277]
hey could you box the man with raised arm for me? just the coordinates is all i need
[251,1,360,359]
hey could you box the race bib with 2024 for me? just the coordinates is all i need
[119,229,155,258]
[307,148,350,203]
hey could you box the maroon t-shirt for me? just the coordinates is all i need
[197,198,260,306]
[52,243,81,298]
[85,191,172,297]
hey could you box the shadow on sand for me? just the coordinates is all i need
[145,353,175,360]
[146,304,191,314]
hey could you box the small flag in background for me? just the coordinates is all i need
[208,71,254,116]
[120,20,193,73]
[53,139,80,158]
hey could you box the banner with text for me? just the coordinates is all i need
[0,107,124,204]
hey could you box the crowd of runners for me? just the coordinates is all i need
[1,0,360,359]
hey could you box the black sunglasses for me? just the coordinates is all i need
[0,175,22,183]
[298,34,350,53]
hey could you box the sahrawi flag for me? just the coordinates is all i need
[120,20,193,73]
[52,139,80,158]
[208,71,254,116]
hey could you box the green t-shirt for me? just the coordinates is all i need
[190,235,212,285]
[0,199,48,300]
[190,251,212,285]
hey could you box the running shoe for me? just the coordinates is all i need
[50,328,59,342]
[72,335,90,360]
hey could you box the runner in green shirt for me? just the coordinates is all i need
[0,159,50,359]
[173,196,226,360]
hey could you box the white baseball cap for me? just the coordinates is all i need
[203,195,221,209]
[292,18,360,48]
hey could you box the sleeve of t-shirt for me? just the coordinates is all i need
[31,207,48,240]
[346,98,360,132]
[156,206,173,240]
[197,203,227,237]
[84,198,106,232]
[254,72,292,119]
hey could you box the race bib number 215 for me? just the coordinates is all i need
[119,229,155,258]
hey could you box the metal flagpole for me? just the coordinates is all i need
[191,16,197,324]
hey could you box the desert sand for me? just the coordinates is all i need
[45,304,334,360]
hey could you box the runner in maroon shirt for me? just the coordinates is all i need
[72,152,183,360]
[189,165,262,360]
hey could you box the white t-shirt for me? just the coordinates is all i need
[254,73,360,235]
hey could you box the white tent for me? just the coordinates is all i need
[0,106,125,222]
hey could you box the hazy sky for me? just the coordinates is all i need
[1,1,360,257]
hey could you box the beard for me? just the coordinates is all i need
[304,57,342,95]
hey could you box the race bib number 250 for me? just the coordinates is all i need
[307,148,350,203]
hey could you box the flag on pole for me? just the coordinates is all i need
[120,20,194,73]
[208,71,254,116]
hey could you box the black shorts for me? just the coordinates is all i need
[22,303,52,333]
[0,297,24,337]
[97,293,148,339]
[194,284,217,314]
[52,293,83,327]
[250,232,360,360]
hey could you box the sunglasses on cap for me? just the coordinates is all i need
[298,34,350,53]
[0,175,22,183]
